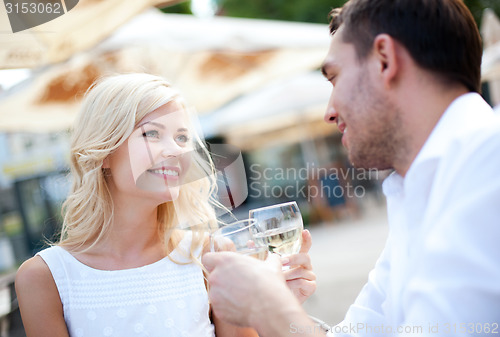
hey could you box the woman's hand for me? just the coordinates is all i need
[281,229,317,304]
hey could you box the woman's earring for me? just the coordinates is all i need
[102,168,111,177]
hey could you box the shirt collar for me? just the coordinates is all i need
[410,92,494,167]
[382,170,404,198]
[383,93,494,198]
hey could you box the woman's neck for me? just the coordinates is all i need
[76,195,166,269]
[106,204,161,256]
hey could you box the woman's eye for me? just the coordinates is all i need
[142,130,160,138]
[176,134,190,143]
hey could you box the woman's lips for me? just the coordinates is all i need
[147,166,180,180]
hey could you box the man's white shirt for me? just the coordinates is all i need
[329,93,500,336]
[494,104,500,115]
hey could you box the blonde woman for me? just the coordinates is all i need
[15,73,316,337]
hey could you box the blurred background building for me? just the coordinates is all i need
[1,0,500,335]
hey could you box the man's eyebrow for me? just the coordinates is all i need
[177,128,189,132]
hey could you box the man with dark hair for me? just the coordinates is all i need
[203,0,500,336]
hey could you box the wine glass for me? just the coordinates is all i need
[210,219,268,260]
[249,201,304,257]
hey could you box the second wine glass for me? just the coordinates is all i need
[249,201,303,257]
[210,219,268,260]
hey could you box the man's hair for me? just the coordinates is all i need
[329,0,482,93]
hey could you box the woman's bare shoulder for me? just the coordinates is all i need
[15,255,69,337]
[16,255,52,285]
[15,254,64,309]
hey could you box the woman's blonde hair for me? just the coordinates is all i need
[59,73,219,263]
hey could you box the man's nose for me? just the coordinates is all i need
[324,106,338,124]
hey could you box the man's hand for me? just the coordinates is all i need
[203,251,285,326]
[203,248,324,337]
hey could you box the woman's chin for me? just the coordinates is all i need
[133,185,180,204]
[149,187,179,204]
[135,176,181,200]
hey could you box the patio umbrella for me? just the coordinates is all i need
[0,10,330,132]
[0,0,182,69]
[200,71,335,151]
[481,8,500,106]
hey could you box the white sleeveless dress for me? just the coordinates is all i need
[37,232,215,337]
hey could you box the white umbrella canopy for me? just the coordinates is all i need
[0,10,330,132]
[200,71,335,150]
[481,8,500,49]
[0,0,182,69]
[482,43,500,82]
[481,9,500,106]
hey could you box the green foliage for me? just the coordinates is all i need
[160,1,192,14]
[464,0,500,28]
[219,0,347,24]
[161,0,500,28]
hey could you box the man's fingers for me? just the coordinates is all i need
[204,251,270,273]
[202,251,228,273]
[266,252,284,271]
[299,229,312,253]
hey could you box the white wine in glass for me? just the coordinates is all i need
[210,219,268,260]
[250,201,303,257]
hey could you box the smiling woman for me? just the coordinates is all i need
[104,102,194,202]
[14,73,260,337]
[61,74,217,250]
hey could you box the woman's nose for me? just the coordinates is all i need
[161,140,184,158]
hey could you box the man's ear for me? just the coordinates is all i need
[372,34,399,88]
